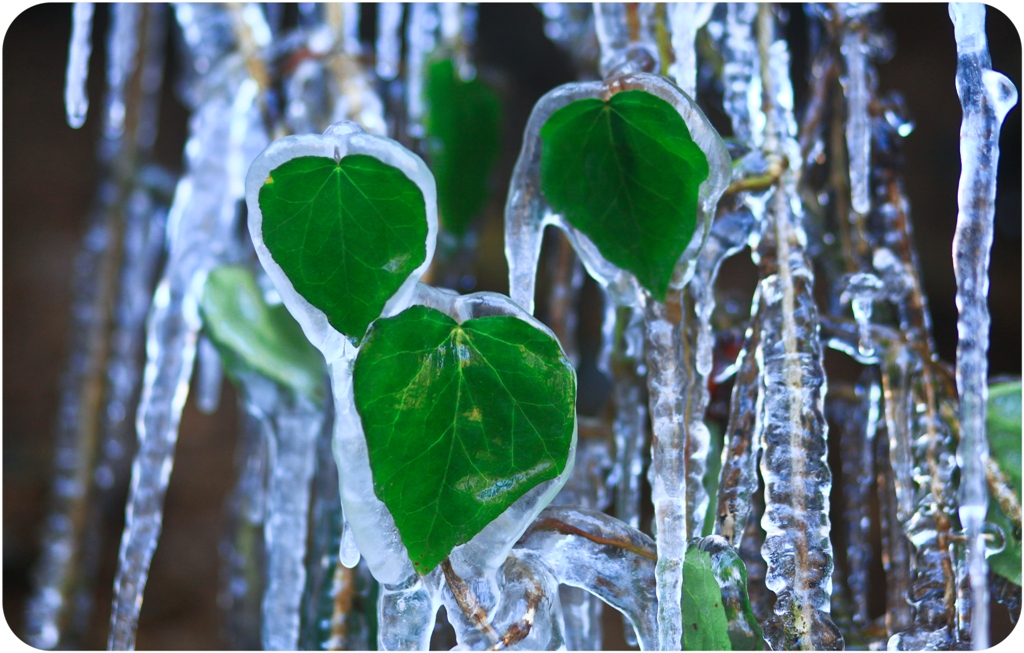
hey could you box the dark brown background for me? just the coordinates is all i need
[4,3,1021,649]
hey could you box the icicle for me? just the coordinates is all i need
[546,234,585,367]
[221,403,269,649]
[517,506,659,650]
[949,5,1018,649]
[837,4,877,216]
[875,417,914,637]
[103,5,142,141]
[108,31,268,644]
[837,374,881,629]
[605,302,647,532]
[721,3,759,145]
[683,207,757,540]
[65,3,94,129]
[667,3,713,98]
[194,335,224,414]
[839,271,884,359]
[235,374,323,651]
[375,3,403,81]
[405,3,438,138]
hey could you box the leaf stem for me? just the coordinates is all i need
[440,558,502,647]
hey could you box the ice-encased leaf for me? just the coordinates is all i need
[353,304,576,574]
[987,380,1022,586]
[424,57,502,236]
[257,154,428,340]
[199,265,325,403]
[681,545,732,651]
[539,89,709,302]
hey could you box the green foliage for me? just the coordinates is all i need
[987,380,1022,585]
[353,305,576,574]
[539,89,709,302]
[198,265,325,403]
[424,58,502,236]
[682,546,733,650]
[258,154,428,341]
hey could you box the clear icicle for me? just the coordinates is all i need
[605,302,647,532]
[837,4,877,216]
[839,271,884,358]
[65,3,94,129]
[221,402,269,649]
[375,3,403,81]
[103,4,142,141]
[405,3,438,139]
[682,206,757,540]
[667,3,713,98]
[949,5,1018,649]
[108,40,268,646]
[517,506,659,650]
[721,3,759,145]
[235,374,323,651]
[194,335,223,414]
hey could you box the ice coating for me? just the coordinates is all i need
[194,335,223,414]
[713,293,763,548]
[839,271,885,358]
[504,72,731,313]
[375,3,403,81]
[721,3,759,145]
[516,506,659,650]
[103,5,141,140]
[245,121,439,356]
[667,3,713,98]
[65,3,94,129]
[949,4,1018,649]
[109,51,268,649]
[753,7,841,648]
[593,3,660,78]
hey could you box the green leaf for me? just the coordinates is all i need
[987,380,1022,585]
[258,154,428,340]
[539,89,710,302]
[353,304,576,574]
[682,546,733,650]
[424,58,502,236]
[702,538,764,650]
[199,265,325,403]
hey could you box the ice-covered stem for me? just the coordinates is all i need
[593,3,660,78]
[753,5,841,649]
[667,3,713,98]
[405,3,438,139]
[376,3,403,81]
[949,5,1018,649]
[109,47,268,647]
[378,573,439,650]
[516,506,659,650]
[441,558,502,647]
[714,296,763,547]
[643,291,687,650]
[547,232,584,366]
[65,3,93,128]
[721,3,758,145]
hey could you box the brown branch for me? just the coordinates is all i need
[441,558,502,646]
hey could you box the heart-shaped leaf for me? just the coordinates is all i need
[353,304,576,574]
[539,89,710,302]
[424,57,502,236]
[199,265,325,403]
[258,154,428,340]
[682,545,733,651]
